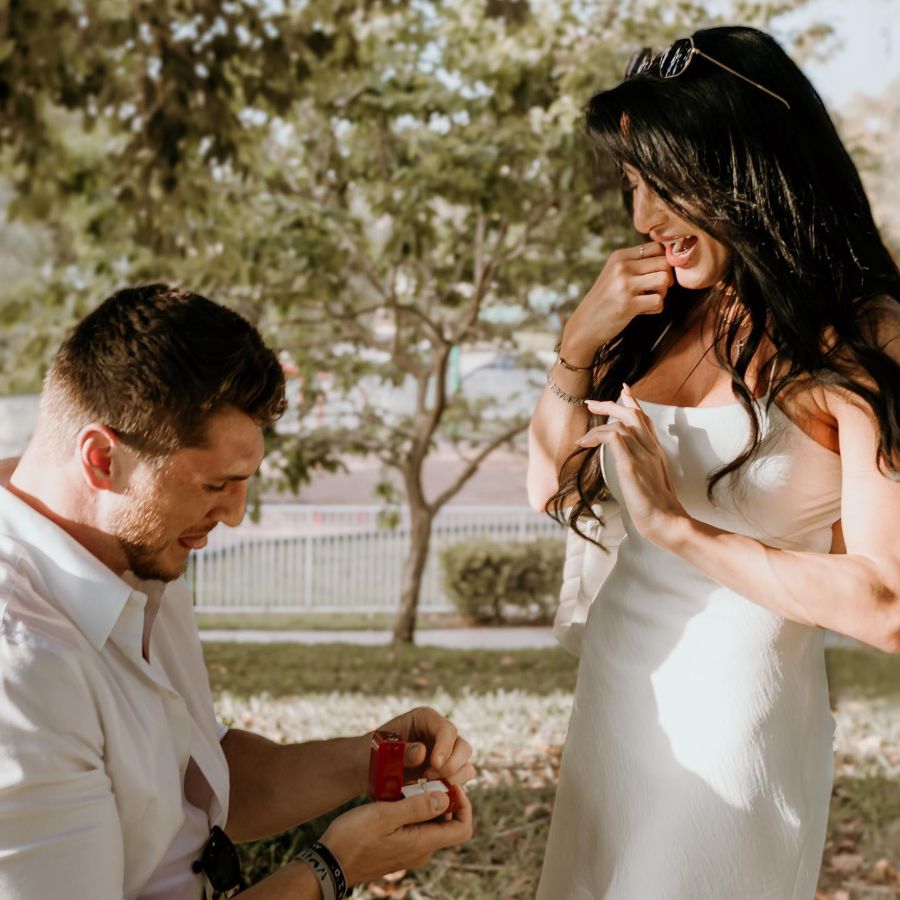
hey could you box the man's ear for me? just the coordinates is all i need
[78,426,122,491]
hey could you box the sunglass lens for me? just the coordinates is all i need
[624,47,654,79]
[202,827,242,891]
[658,38,693,78]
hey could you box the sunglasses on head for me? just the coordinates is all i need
[625,36,791,110]
[192,826,245,897]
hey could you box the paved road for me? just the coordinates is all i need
[199,626,560,649]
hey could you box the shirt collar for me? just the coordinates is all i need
[0,485,141,651]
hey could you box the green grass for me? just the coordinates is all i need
[819,773,900,898]
[196,611,467,632]
[204,642,899,703]
[203,643,579,699]
[208,643,900,898]
[824,646,900,701]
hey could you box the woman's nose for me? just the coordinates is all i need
[631,181,667,235]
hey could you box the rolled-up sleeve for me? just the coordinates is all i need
[0,628,126,900]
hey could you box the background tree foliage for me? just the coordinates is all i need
[0,0,828,638]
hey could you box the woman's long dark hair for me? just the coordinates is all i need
[550,25,900,541]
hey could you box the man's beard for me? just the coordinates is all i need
[113,492,184,583]
[118,534,186,582]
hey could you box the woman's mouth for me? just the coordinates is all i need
[664,235,699,267]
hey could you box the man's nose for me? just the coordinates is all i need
[214,482,247,528]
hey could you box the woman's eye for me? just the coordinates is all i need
[205,483,227,493]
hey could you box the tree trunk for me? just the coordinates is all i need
[393,506,434,643]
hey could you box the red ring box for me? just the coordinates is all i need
[368,730,461,814]
[369,730,406,801]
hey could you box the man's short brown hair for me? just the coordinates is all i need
[42,284,287,457]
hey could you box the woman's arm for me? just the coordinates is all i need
[527,241,673,510]
[580,381,900,652]
[662,384,900,651]
[526,351,593,511]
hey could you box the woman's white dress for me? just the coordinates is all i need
[537,388,842,900]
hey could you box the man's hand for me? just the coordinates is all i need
[374,706,476,786]
[319,785,474,887]
[223,706,475,845]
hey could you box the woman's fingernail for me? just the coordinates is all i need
[431,793,449,811]
[575,437,590,446]
[622,382,631,393]
[433,753,445,768]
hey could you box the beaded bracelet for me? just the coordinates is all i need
[546,373,587,406]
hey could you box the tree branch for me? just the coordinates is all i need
[277,301,384,327]
[427,417,530,513]
[450,199,555,344]
[401,342,452,505]
[451,216,508,344]
[273,166,393,305]
[393,300,447,345]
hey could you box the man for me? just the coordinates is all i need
[0,284,474,899]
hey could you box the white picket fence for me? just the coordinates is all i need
[187,504,565,612]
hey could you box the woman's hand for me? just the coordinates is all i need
[577,383,689,542]
[373,706,475,786]
[560,242,673,365]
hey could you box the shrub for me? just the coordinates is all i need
[439,538,565,624]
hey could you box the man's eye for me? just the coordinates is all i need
[205,483,227,493]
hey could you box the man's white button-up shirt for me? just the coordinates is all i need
[0,486,230,899]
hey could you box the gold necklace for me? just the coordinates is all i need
[718,288,751,353]
[721,314,751,353]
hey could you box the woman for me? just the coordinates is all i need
[527,26,900,899]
